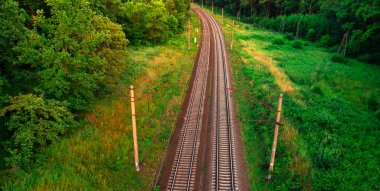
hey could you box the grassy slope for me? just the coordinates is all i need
[3,11,201,191]
[203,6,379,191]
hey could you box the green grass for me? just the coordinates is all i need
[203,6,380,190]
[1,11,201,190]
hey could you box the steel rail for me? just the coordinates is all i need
[200,7,236,190]
[168,7,211,190]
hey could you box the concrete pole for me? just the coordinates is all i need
[230,21,234,50]
[343,34,348,57]
[130,85,140,172]
[187,19,191,50]
[212,2,214,13]
[268,93,284,180]
[222,8,224,24]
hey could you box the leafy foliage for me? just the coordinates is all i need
[0,0,28,66]
[15,0,128,111]
[1,94,74,167]
[123,0,189,45]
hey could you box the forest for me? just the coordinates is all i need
[198,0,380,63]
[0,0,189,170]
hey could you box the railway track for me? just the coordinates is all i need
[166,6,211,190]
[161,5,244,191]
[204,8,239,190]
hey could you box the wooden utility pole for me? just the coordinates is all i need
[130,85,140,172]
[279,16,285,32]
[296,15,302,38]
[222,8,224,23]
[338,33,349,57]
[267,93,283,180]
[202,0,203,7]
[230,21,234,50]
[187,19,191,50]
[212,1,214,13]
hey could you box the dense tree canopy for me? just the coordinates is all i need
[199,0,380,63]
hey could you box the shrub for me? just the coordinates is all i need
[292,40,303,49]
[273,37,285,45]
[306,28,317,41]
[0,94,74,167]
[331,55,347,63]
[320,35,334,47]
[284,32,294,40]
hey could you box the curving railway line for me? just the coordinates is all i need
[158,5,248,191]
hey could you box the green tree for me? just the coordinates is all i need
[123,0,189,45]
[0,94,74,167]
[90,0,126,23]
[0,0,30,96]
[15,0,128,110]
[145,0,170,43]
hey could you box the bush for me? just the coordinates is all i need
[0,94,74,167]
[284,32,294,40]
[331,55,347,63]
[292,40,303,49]
[273,37,285,45]
[306,28,317,41]
[320,35,334,47]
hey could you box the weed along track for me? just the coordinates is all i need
[158,5,249,191]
